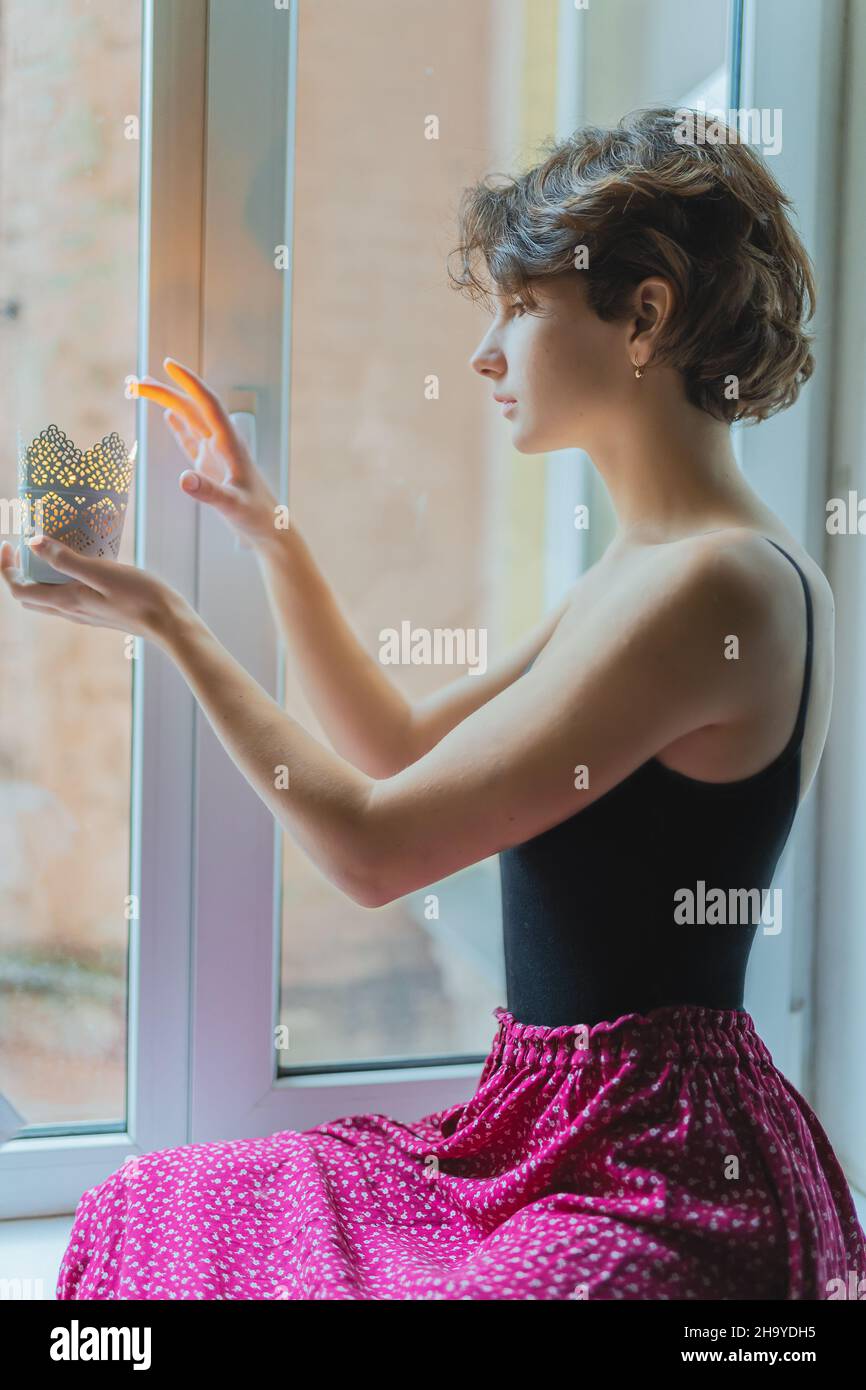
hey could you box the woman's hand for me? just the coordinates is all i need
[134,358,281,547]
[0,537,184,642]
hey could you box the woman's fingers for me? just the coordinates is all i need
[21,600,91,625]
[162,358,236,448]
[134,359,252,485]
[0,542,16,591]
[162,406,226,485]
[22,538,109,595]
[135,378,211,437]
[3,566,91,611]
[165,410,203,462]
[0,540,26,588]
[177,469,244,526]
[178,470,222,500]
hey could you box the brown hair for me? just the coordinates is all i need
[448,107,816,424]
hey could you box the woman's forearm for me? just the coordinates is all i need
[254,525,414,778]
[153,594,381,905]
[252,522,574,781]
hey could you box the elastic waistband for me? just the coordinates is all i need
[489,1004,774,1071]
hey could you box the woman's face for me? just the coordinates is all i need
[469,273,631,455]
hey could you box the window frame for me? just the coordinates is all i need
[186,0,491,1141]
[735,0,846,1095]
[0,0,205,1220]
[810,0,866,1200]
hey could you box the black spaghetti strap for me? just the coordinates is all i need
[763,537,814,750]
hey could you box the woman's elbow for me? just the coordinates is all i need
[345,852,431,909]
[348,882,395,910]
[328,822,398,909]
[329,788,419,909]
[335,858,397,910]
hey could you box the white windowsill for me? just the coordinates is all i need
[0,1214,73,1300]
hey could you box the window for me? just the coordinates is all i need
[0,0,201,1216]
[276,0,738,1071]
[3,0,859,1222]
[0,0,142,1132]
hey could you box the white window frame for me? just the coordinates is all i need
[735,0,846,1094]
[1,0,206,1219]
[188,0,486,1142]
[812,0,866,1199]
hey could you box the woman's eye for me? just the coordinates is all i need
[510,300,527,318]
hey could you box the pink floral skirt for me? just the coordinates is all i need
[56,1004,865,1300]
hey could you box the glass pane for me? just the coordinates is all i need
[278,0,734,1068]
[0,0,142,1128]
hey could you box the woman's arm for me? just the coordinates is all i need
[137,359,569,779]
[5,528,768,909]
[254,523,572,777]
[151,538,762,909]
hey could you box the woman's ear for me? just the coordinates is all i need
[628,276,675,360]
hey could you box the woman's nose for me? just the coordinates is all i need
[469,340,506,378]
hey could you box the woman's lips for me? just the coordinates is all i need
[495,396,517,415]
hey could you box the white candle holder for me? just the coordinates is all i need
[17,424,136,584]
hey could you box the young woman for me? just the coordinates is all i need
[5,108,864,1300]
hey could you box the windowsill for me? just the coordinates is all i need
[0,1214,73,1299]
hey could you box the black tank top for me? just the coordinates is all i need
[499,537,815,1026]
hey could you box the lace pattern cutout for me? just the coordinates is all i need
[17,424,136,560]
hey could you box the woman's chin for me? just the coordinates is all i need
[510,427,544,456]
[511,421,579,455]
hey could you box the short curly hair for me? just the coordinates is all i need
[447,107,816,425]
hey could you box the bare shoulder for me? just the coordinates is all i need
[539,525,834,790]
[654,528,787,675]
[669,525,832,670]
[624,526,790,637]
[669,526,834,787]
[549,523,831,680]
[681,526,834,627]
[547,528,778,701]
[549,526,775,662]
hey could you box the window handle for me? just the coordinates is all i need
[229,410,256,552]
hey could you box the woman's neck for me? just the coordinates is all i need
[586,390,772,546]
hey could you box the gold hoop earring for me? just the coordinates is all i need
[633,358,644,379]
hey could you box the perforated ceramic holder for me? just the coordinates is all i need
[17,424,136,584]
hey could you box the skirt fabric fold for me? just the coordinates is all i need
[56,1004,866,1300]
